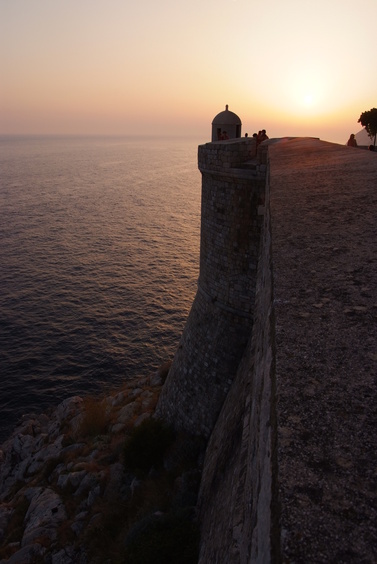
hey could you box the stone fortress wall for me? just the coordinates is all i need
[157,133,377,563]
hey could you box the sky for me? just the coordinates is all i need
[1,0,376,144]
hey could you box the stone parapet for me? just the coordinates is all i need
[198,138,257,172]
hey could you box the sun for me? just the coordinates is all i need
[281,65,329,115]
[294,80,325,112]
[303,93,315,107]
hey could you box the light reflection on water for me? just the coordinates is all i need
[0,135,201,442]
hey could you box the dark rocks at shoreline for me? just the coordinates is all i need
[0,365,202,563]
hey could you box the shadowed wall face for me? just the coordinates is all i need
[199,171,262,314]
[156,139,265,437]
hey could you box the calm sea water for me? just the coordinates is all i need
[0,135,201,442]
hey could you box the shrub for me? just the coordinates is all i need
[123,418,175,477]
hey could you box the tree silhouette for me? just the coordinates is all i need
[358,108,377,147]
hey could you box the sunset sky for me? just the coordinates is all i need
[1,0,376,144]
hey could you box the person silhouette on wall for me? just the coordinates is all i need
[258,129,269,143]
[347,134,358,147]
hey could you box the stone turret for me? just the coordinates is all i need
[211,105,242,141]
[156,114,264,438]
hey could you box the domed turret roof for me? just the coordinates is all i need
[212,105,241,125]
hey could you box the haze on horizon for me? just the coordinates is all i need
[1,0,376,145]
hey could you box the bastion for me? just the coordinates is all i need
[156,136,266,437]
[158,133,377,562]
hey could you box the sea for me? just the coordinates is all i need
[0,135,202,443]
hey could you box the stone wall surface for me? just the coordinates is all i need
[199,170,263,313]
[155,289,253,438]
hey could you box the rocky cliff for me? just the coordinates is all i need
[0,368,203,563]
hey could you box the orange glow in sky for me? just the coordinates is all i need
[1,0,376,144]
